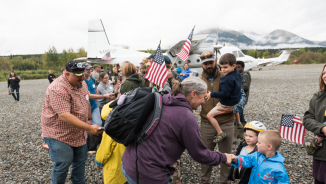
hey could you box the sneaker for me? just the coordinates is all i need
[236,124,243,129]
[304,140,322,155]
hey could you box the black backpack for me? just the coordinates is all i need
[104,87,164,146]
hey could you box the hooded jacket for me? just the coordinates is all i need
[228,140,257,184]
[7,76,20,89]
[120,74,145,94]
[231,151,289,184]
[121,93,227,184]
[200,69,236,124]
[303,91,326,161]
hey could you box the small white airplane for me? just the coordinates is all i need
[255,50,296,70]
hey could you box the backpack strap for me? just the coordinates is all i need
[90,76,96,85]
[136,92,163,145]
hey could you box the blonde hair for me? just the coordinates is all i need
[122,62,137,78]
[260,130,282,151]
[142,57,148,63]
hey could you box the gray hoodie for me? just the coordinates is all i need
[97,81,114,108]
[122,93,227,184]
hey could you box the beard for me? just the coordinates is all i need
[76,83,83,89]
[203,65,217,77]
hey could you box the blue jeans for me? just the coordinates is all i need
[234,107,246,125]
[92,107,102,126]
[44,138,88,184]
[10,88,19,101]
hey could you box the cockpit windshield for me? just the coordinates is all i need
[232,51,238,58]
[238,51,245,57]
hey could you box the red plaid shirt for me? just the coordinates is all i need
[41,74,90,147]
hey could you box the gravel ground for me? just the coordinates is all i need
[0,64,322,183]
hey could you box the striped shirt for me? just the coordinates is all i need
[41,74,90,147]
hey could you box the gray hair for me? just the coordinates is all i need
[172,77,207,97]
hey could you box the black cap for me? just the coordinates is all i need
[66,61,85,76]
[147,54,155,59]
[164,55,171,64]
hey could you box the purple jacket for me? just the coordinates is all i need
[122,93,227,184]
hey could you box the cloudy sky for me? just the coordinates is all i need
[0,0,325,55]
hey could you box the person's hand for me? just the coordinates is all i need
[322,126,326,135]
[206,91,211,101]
[224,153,233,165]
[88,125,103,135]
[215,107,233,116]
[231,154,238,162]
[11,77,15,79]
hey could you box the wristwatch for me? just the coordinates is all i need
[88,118,92,120]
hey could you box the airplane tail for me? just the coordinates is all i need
[88,19,112,59]
[278,50,295,61]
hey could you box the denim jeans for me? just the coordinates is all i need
[92,107,102,126]
[234,107,246,125]
[10,88,19,101]
[99,106,106,127]
[44,138,88,184]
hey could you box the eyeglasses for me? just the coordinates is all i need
[103,77,109,79]
[200,52,215,60]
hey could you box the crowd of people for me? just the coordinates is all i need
[35,50,326,184]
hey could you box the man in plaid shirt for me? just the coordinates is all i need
[41,61,104,184]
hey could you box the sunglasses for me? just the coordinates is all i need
[200,53,215,60]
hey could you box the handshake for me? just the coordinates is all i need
[224,153,238,165]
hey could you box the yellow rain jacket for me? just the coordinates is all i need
[95,132,126,184]
[96,101,126,184]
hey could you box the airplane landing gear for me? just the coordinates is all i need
[259,68,262,71]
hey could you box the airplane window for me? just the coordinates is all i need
[197,59,200,62]
[238,51,245,57]
[232,51,238,58]
[187,60,191,63]
[178,61,182,64]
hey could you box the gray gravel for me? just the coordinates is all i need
[0,64,322,183]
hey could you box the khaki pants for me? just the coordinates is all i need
[200,121,234,184]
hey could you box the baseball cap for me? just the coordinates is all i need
[66,61,85,76]
[164,55,171,64]
[200,51,216,64]
[147,54,155,59]
[82,62,92,70]
[93,64,100,68]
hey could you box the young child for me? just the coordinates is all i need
[228,121,267,183]
[206,53,243,143]
[304,122,326,155]
[95,101,127,184]
[230,130,289,183]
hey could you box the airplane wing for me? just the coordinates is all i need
[168,34,208,56]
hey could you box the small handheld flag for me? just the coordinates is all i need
[144,42,168,88]
[279,114,305,144]
[176,27,195,62]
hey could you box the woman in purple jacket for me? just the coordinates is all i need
[121,77,232,184]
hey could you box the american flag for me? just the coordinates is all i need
[102,52,112,61]
[144,44,168,88]
[279,114,305,144]
[176,28,194,62]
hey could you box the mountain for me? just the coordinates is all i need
[196,28,324,49]
[197,28,254,46]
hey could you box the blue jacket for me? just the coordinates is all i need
[180,68,192,81]
[174,66,181,75]
[231,151,289,184]
[211,68,242,106]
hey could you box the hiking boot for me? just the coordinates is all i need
[304,140,322,155]
[236,124,243,129]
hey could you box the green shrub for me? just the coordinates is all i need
[25,71,32,75]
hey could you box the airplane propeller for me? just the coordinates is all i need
[213,29,222,56]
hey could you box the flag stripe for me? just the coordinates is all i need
[176,28,194,62]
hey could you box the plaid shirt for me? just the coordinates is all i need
[41,74,90,147]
